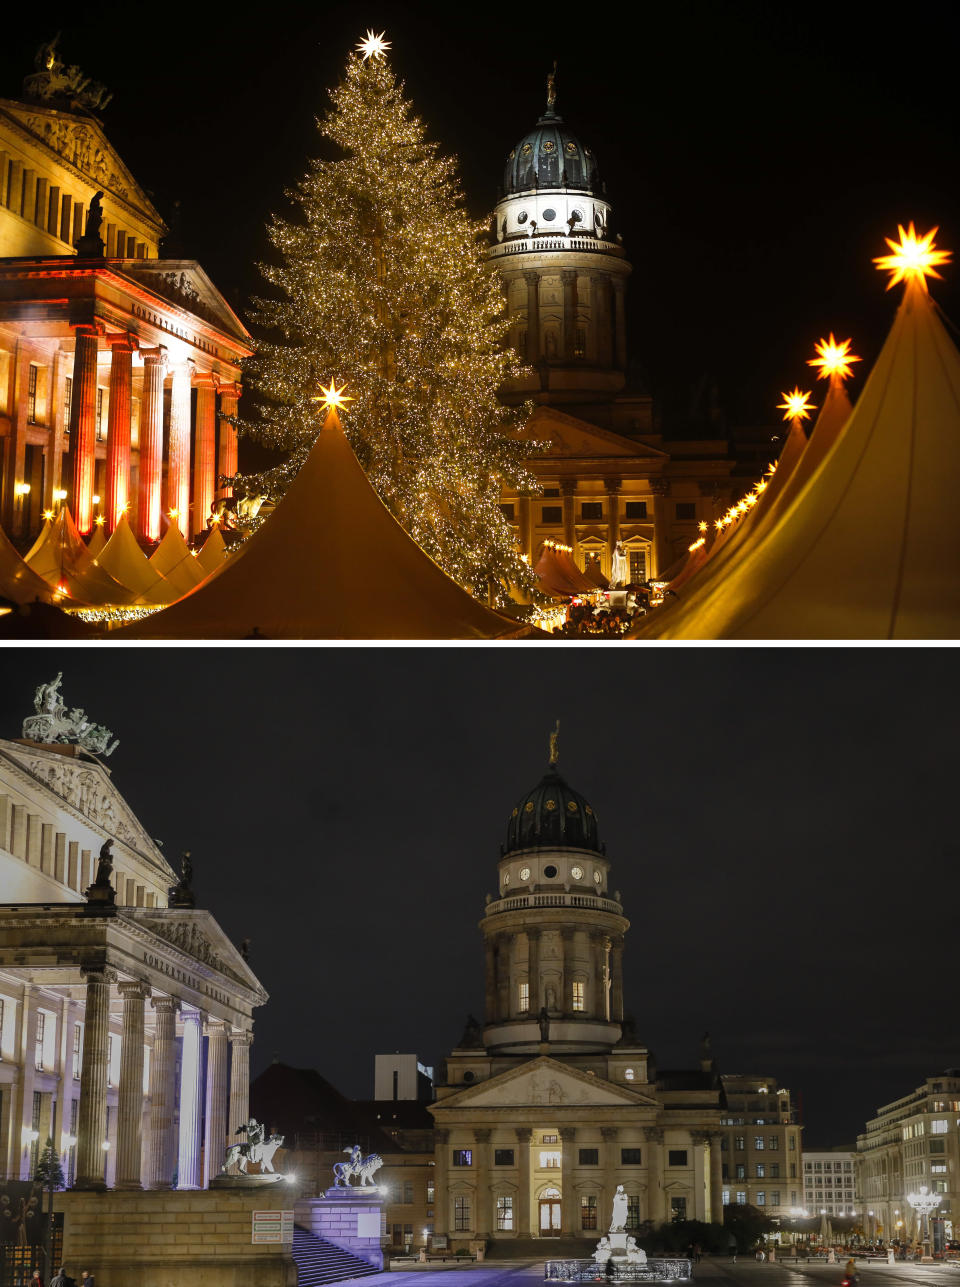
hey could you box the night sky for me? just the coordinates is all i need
[2,1,959,432]
[1,647,957,1149]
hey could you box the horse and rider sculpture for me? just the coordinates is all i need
[222,1117,285,1176]
[333,1144,383,1188]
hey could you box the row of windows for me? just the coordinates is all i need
[726,1163,789,1179]
[452,1146,690,1168]
[731,1135,791,1151]
[458,1192,680,1234]
[517,982,585,1012]
[508,501,698,526]
[721,1190,786,1207]
[805,1161,853,1172]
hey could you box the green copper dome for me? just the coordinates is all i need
[504,765,601,855]
[503,109,601,196]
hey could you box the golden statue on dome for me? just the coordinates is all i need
[549,719,560,766]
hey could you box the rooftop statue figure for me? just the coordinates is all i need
[22,675,118,756]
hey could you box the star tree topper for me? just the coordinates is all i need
[356,30,391,60]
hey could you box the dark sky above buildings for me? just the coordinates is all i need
[1,647,957,1148]
[2,1,959,431]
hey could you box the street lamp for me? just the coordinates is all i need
[906,1186,939,1262]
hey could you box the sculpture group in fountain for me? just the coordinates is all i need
[222,1117,285,1179]
[22,673,118,757]
[333,1144,384,1188]
[593,1186,648,1267]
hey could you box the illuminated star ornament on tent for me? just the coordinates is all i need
[807,335,861,382]
[312,380,354,412]
[873,222,951,291]
[776,388,816,422]
[356,29,391,60]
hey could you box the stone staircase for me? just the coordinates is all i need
[292,1225,381,1285]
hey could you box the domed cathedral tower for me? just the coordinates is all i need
[482,741,628,1055]
[488,65,631,407]
[430,735,726,1250]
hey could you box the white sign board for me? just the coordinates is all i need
[252,1210,295,1244]
[357,1212,380,1238]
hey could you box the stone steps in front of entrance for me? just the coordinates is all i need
[292,1225,381,1285]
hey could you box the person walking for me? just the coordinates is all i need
[31,1269,44,1287]
[80,1269,94,1287]
[729,1235,738,1264]
[844,1256,858,1285]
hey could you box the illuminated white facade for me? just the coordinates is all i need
[802,1148,856,1217]
[0,729,267,1189]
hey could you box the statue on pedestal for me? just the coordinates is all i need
[85,838,116,906]
[222,1117,285,1177]
[333,1146,384,1188]
[610,1184,628,1232]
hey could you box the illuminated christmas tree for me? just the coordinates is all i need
[236,31,540,602]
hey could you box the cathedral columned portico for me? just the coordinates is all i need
[431,737,725,1247]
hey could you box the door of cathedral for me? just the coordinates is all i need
[539,1191,562,1234]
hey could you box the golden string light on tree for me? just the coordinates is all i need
[233,31,540,604]
[807,334,861,382]
[777,388,816,422]
[873,223,951,292]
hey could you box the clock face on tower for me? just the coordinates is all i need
[571,865,584,879]
[520,867,531,881]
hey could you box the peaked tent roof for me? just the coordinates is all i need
[533,544,582,597]
[96,514,168,599]
[195,525,228,577]
[0,525,71,605]
[555,546,596,593]
[26,506,92,584]
[120,410,536,639]
[149,522,208,599]
[86,525,107,560]
[650,281,960,639]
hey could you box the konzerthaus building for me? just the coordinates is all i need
[0,673,267,1190]
[0,39,251,543]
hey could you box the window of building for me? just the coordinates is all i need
[721,1138,728,1151]
[581,1195,598,1230]
[518,982,529,1011]
[541,506,562,524]
[542,1135,558,1144]
[579,1149,599,1166]
[574,328,586,358]
[668,1150,688,1167]
[771,1191,781,1206]
[626,1197,641,1230]
[402,1181,414,1204]
[770,1164,780,1178]
[624,1068,635,1081]
[769,1136,779,1150]
[834,1162,842,1171]
[756,1164,765,1178]
[454,1196,471,1231]
[843,1162,852,1171]
[736,1191,746,1205]
[621,1149,643,1165]
[722,1164,729,1180]
[34,1011,46,1071]
[735,1136,745,1151]
[27,364,38,423]
[675,502,696,520]
[670,1196,687,1221]
[452,1150,472,1167]
[790,1163,797,1177]
[581,502,603,521]
[63,375,73,432]
[31,1090,42,1172]
[499,503,515,522]
[96,387,105,441]
[572,981,585,1012]
[542,488,560,498]
[754,1137,765,1150]
[624,501,647,520]
[756,1192,765,1206]
[628,550,647,581]
[496,1196,513,1230]
[540,1151,561,1169]
[736,1164,745,1180]
[932,1164,948,1174]
[929,1140,945,1154]
[789,1136,796,1150]
[814,1162,822,1171]
[427,1181,435,1203]
[722,1189,731,1205]
[936,1180,948,1193]
[494,1149,515,1166]
[73,1023,82,1077]
[932,1120,948,1134]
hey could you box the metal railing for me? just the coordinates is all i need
[544,1259,692,1282]
[485,893,623,916]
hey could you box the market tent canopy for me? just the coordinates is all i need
[26,506,92,584]
[149,522,208,600]
[0,525,71,605]
[195,525,228,577]
[120,408,535,639]
[96,513,168,599]
[645,281,960,638]
[533,544,583,597]
[86,525,107,560]
[583,558,609,590]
